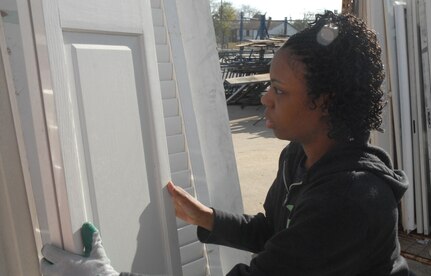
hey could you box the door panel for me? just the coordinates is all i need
[71,43,157,271]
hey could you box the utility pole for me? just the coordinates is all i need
[220,0,224,48]
[240,11,244,42]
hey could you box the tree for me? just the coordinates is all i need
[238,5,261,19]
[211,1,237,48]
[291,12,315,31]
[209,0,220,15]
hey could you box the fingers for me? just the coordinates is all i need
[167,181,211,225]
[80,222,109,261]
[167,181,186,199]
[81,222,99,257]
[90,232,109,260]
[41,244,75,264]
[168,182,192,210]
[167,181,194,222]
[167,181,193,202]
[167,181,175,194]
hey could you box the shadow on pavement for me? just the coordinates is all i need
[228,105,276,139]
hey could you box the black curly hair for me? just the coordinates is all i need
[281,11,385,141]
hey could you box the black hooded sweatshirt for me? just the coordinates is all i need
[197,140,410,275]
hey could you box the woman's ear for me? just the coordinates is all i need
[316,92,333,115]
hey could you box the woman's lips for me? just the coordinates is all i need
[264,114,274,129]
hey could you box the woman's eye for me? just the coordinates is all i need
[274,87,284,95]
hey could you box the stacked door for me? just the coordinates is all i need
[29,0,182,274]
[150,0,213,274]
[359,0,431,235]
[416,0,431,235]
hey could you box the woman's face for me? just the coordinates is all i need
[261,49,329,144]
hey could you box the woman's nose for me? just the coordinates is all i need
[261,89,272,107]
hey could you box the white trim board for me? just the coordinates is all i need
[0,14,40,275]
[394,1,416,233]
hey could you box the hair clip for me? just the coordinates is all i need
[317,23,339,46]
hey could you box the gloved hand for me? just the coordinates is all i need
[40,222,119,276]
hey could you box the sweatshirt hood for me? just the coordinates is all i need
[303,141,409,203]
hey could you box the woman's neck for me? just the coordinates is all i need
[302,136,337,169]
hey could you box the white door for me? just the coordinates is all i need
[30,0,181,274]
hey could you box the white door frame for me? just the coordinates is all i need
[0,12,41,275]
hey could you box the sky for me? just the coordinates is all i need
[226,0,342,20]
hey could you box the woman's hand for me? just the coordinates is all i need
[167,181,214,231]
